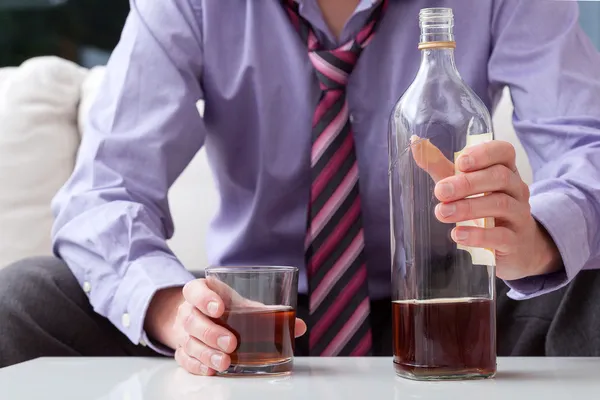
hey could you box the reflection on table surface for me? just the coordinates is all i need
[1,357,600,400]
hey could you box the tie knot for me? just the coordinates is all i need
[283,0,388,91]
[309,48,359,90]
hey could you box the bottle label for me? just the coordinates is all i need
[454,133,496,266]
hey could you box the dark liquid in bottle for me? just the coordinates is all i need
[392,298,496,379]
[212,306,295,366]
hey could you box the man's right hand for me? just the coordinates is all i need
[145,278,307,376]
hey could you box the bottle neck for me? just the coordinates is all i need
[418,46,460,78]
[419,30,454,45]
[419,7,455,44]
[417,8,458,77]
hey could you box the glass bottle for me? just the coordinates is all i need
[388,8,496,380]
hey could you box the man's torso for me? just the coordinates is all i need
[196,0,498,297]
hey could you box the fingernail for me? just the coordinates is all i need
[439,182,454,198]
[217,335,231,351]
[453,229,469,241]
[200,364,209,375]
[438,203,456,217]
[210,353,223,369]
[207,301,219,316]
[459,154,473,170]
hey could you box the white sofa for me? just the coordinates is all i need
[0,56,532,271]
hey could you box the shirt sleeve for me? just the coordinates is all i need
[51,0,206,352]
[488,0,600,300]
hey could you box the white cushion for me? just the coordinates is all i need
[0,57,86,269]
[78,66,106,137]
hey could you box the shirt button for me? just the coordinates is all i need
[122,313,131,328]
[82,281,91,294]
[139,339,147,347]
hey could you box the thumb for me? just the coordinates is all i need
[295,318,307,338]
[410,135,455,183]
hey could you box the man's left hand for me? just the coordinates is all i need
[432,141,561,280]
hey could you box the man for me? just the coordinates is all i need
[1,0,600,376]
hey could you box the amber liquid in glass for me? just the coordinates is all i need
[213,306,296,366]
[392,298,496,379]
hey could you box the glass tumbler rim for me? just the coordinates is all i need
[205,265,299,274]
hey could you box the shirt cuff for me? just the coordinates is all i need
[106,255,195,353]
[504,191,590,300]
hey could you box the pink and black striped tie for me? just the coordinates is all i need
[283,0,388,356]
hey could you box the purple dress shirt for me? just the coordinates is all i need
[51,0,600,352]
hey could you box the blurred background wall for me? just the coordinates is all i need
[0,0,128,67]
[579,0,600,49]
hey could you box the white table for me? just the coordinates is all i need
[1,357,599,399]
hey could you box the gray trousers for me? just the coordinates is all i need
[2,257,600,369]
[0,257,160,368]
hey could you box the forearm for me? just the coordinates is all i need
[52,198,195,346]
[506,144,600,299]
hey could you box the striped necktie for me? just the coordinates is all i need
[283,0,388,357]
